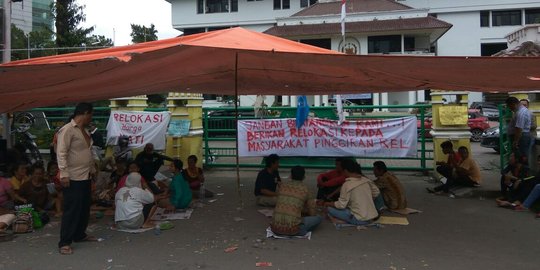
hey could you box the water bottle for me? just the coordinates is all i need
[199,182,206,203]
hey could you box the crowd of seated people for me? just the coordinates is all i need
[0,142,203,233]
[257,154,408,236]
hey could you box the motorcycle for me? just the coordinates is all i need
[11,112,43,166]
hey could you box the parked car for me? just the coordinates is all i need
[417,110,491,142]
[480,126,500,153]
[470,102,499,121]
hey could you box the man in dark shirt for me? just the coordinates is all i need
[135,143,173,194]
[254,154,281,206]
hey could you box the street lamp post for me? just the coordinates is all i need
[1,0,12,147]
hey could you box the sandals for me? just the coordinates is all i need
[76,235,99,242]
[59,246,73,255]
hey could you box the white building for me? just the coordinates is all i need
[265,0,451,108]
[400,0,540,102]
[167,0,540,106]
[9,0,53,34]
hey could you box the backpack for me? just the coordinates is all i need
[13,211,33,234]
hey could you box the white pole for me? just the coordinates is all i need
[2,0,12,147]
[2,0,11,63]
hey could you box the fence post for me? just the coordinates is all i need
[430,90,471,178]
[420,105,427,174]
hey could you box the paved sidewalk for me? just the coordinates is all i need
[1,144,538,270]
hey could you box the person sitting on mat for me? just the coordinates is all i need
[158,159,192,210]
[254,154,281,207]
[182,155,214,198]
[325,160,380,226]
[114,172,157,230]
[316,157,347,202]
[271,166,321,236]
[373,161,407,210]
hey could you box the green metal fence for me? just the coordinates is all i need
[24,107,111,148]
[203,105,433,172]
[498,104,512,172]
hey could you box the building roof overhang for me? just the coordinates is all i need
[265,16,452,43]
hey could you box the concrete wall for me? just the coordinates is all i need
[170,0,305,30]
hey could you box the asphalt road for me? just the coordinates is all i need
[1,143,539,270]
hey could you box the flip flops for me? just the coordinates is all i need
[59,245,73,255]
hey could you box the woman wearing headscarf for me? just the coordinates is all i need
[114,172,156,229]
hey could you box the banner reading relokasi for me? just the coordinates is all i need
[238,117,417,157]
[106,111,171,150]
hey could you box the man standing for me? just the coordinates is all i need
[520,99,537,173]
[254,154,281,206]
[506,97,532,166]
[57,103,96,255]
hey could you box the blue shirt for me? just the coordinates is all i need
[515,105,532,132]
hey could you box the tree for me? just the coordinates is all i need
[10,25,56,61]
[10,24,27,61]
[130,24,158,44]
[86,34,114,48]
[53,0,95,53]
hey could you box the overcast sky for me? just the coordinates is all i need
[78,0,182,46]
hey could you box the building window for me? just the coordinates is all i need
[404,37,415,51]
[368,35,401,54]
[183,28,206,36]
[274,0,290,10]
[197,0,238,14]
[492,10,522,26]
[481,43,507,56]
[480,11,490,27]
[299,39,331,50]
[300,0,317,8]
[525,9,540,24]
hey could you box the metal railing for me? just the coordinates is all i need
[203,105,433,172]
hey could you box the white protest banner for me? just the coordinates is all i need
[106,111,171,150]
[238,117,417,157]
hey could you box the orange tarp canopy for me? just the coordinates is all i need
[1,27,540,112]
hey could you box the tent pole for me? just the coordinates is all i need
[234,52,243,207]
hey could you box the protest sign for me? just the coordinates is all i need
[238,117,417,157]
[106,111,171,149]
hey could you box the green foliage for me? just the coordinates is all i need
[130,24,158,44]
[11,25,56,61]
[86,34,114,48]
[53,0,95,53]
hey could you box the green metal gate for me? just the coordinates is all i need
[203,104,433,172]
[498,104,513,171]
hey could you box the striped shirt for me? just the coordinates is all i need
[271,181,315,235]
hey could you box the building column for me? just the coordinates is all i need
[417,90,425,102]
[401,34,405,54]
[314,95,322,107]
[381,92,389,111]
[290,96,298,108]
[408,91,416,106]
[282,95,289,106]
[322,95,329,106]
[373,93,380,111]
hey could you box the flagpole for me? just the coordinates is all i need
[234,52,243,207]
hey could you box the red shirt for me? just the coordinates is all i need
[447,152,462,167]
[317,170,346,187]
